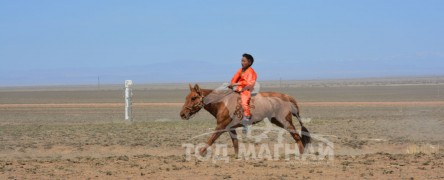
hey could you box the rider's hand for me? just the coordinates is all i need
[241,86,251,92]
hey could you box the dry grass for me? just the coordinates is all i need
[0,79,443,179]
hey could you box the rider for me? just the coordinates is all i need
[228,53,257,131]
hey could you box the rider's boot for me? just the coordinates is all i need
[241,115,251,134]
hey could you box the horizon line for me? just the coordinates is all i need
[1,74,443,89]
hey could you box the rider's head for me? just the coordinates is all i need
[241,53,254,69]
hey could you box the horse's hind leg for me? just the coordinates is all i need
[270,113,305,154]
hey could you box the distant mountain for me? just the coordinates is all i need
[0,58,443,86]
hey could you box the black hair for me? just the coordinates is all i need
[242,53,254,66]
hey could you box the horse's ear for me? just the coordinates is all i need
[194,84,202,95]
[189,83,193,91]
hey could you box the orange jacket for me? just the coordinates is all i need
[231,67,257,92]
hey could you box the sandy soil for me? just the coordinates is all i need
[1,101,443,108]
[0,83,443,179]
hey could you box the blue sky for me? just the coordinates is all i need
[1,0,443,86]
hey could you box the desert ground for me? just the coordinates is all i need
[0,77,443,179]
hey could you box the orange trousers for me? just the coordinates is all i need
[240,90,251,117]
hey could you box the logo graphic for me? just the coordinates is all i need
[182,119,334,164]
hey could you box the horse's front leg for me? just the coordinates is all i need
[229,129,239,157]
[199,119,233,156]
[226,120,243,157]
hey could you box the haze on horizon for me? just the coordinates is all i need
[1,1,443,86]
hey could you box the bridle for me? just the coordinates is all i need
[185,94,205,111]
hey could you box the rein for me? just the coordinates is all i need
[185,88,235,111]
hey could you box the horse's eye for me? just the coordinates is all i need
[191,97,197,101]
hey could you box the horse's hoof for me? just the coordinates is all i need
[235,154,240,159]
[199,147,207,156]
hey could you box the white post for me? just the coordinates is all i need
[125,80,133,121]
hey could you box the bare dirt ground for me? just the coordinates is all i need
[1,101,443,108]
[0,80,443,179]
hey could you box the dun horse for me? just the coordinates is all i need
[180,84,311,156]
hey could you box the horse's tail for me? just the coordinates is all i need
[289,97,311,146]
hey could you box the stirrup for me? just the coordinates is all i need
[241,116,251,126]
[241,116,251,135]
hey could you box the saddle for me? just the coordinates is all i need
[232,82,260,96]
[233,93,256,119]
[231,82,260,119]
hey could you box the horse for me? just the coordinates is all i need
[180,84,311,156]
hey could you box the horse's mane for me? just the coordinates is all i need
[203,89,236,105]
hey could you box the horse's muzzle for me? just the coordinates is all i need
[180,112,189,120]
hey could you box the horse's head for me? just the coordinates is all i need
[180,84,205,120]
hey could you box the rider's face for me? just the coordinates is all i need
[241,57,250,69]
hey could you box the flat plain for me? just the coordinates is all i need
[0,77,443,179]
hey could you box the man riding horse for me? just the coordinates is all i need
[227,53,257,134]
[180,54,310,157]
